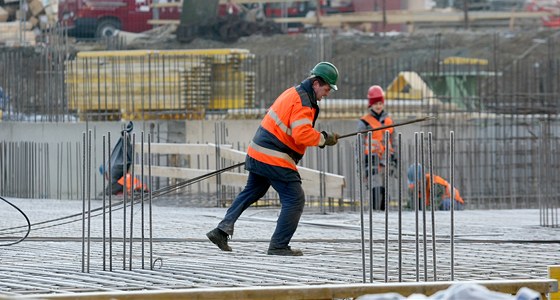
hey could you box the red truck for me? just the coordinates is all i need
[525,0,560,28]
[58,0,356,38]
[58,0,182,38]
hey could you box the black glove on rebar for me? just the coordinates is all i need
[321,131,339,147]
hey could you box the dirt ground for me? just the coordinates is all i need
[105,26,560,64]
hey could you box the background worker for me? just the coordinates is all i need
[407,164,464,210]
[357,85,396,211]
[206,62,340,256]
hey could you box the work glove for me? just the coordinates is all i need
[321,131,339,148]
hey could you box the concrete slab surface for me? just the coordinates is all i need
[0,197,559,297]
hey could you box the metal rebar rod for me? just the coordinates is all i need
[123,131,127,270]
[57,143,61,200]
[76,142,80,201]
[367,131,373,283]
[420,132,427,282]
[450,131,455,281]
[46,143,50,198]
[357,133,366,283]
[129,133,135,271]
[87,130,92,273]
[102,135,106,271]
[67,142,72,200]
[108,132,113,272]
[397,133,402,282]
[428,132,437,281]
[81,132,86,273]
[141,132,145,269]
[414,132,419,282]
[148,133,154,270]
[384,130,389,283]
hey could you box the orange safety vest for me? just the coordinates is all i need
[117,173,146,192]
[410,174,464,206]
[360,113,394,157]
[247,84,321,172]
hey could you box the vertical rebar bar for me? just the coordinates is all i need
[428,132,437,281]
[123,130,127,270]
[384,130,389,283]
[129,133,135,270]
[414,132,419,281]
[141,131,145,269]
[450,131,455,281]
[108,132,113,272]
[367,131,373,283]
[81,132,86,273]
[148,133,154,270]
[102,135,106,271]
[420,132,427,282]
[87,130,92,273]
[397,133,402,282]
[357,133,366,283]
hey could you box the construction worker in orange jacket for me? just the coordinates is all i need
[207,62,340,256]
[407,164,464,210]
[358,85,396,211]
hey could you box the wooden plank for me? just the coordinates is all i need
[25,279,558,299]
[147,19,180,25]
[273,10,551,25]
[136,143,345,198]
[151,0,313,8]
[141,165,343,198]
[0,21,33,33]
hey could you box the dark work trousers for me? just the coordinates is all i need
[217,171,305,249]
[364,155,385,211]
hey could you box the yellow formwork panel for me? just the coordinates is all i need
[76,48,250,58]
[69,98,185,111]
[549,265,560,300]
[66,49,254,118]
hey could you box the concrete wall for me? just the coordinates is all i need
[0,121,170,199]
[184,119,365,145]
[0,118,424,200]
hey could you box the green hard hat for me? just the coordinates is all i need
[310,62,339,91]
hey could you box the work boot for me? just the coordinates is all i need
[267,246,303,256]
[206,228,232,252]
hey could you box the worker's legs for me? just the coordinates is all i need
[441,198,464,211]
[371,186,385,211]
[268,180,305,249]
[217,172,270,236]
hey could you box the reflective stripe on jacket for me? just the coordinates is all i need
[246,80,321,181]
[360,113,394,157]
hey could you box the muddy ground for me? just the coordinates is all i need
[101,26,560,64]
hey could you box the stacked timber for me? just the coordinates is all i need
[0,0,59,46]
[0,21,34,46]
[66,49,256,120]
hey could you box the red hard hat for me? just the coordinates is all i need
[367,85,384,106]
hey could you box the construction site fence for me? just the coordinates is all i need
[0,34,559,220]
[1,36,560,120]
[1,119,559,229]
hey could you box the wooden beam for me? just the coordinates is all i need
[134,143,345,198]
[152,0,313,9]
[272,10,551,25]
[147,19,180,25]
[22,279,558,299]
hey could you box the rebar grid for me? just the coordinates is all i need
[1,192,558,296]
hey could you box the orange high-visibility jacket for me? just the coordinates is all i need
[409,174,464,206]
[246,80,322,181]
[360,112,394,158]
[117,173,146,192]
